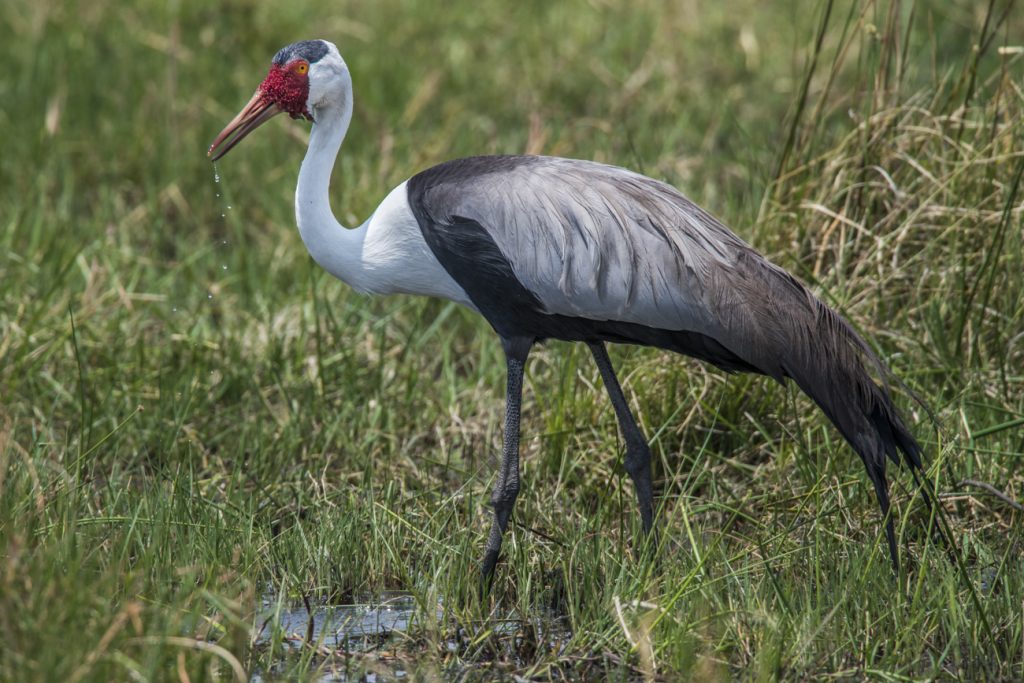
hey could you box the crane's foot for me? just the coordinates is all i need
[479,550,500,600]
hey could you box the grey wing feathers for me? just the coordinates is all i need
[413,155,922,475]
[418,155,747,334]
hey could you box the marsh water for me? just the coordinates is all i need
[250,589,573,681]
[251,591,425,681]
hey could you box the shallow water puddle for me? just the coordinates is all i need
[251,589,573,681]
[256,590,422,649]
[250,591,430,681]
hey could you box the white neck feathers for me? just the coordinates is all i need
[294,97,372,288]
[291,96,474,308]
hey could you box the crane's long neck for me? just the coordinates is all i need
[294,97,371,288]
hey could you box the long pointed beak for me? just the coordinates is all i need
[208,89,281,161]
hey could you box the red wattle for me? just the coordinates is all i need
[259,66,310,119]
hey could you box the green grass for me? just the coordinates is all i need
[2,0,1022,680]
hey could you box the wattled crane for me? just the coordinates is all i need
[209,39,928,584]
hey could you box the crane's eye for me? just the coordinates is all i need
[294,62,308,75]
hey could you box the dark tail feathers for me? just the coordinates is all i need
[709,250,938,571]
[780,289,924,573]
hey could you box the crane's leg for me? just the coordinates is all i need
[480,337,532,591]
[588,342,655,536]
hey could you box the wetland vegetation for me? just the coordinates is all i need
[1,0,1022,679]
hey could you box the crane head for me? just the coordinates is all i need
[208,39,346,161]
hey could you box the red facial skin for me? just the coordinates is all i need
[260,61,312,120]
[207,59,312,160]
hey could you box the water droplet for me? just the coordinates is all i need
[207,293,213,300]
[220,213,225,218]
[222,265,228,271]
[226,205,232,210]
[172,307,178,312]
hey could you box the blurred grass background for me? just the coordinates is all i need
[1,0,1022,680]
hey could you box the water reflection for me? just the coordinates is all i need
[256,591,423,651]
[251,589,572,681]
